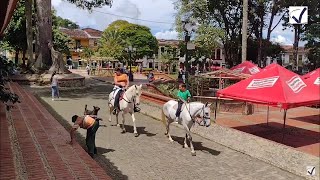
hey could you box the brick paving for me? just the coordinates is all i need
[32,82,306,180]
[0,82,111,179]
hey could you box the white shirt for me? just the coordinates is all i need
[51,75,58,86]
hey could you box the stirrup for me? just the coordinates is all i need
[134,107,141,112]
[112,109,117,115]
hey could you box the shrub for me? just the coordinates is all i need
[0,57,19,108]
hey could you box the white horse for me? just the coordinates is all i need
[108,84,143,137]
[162,100,212,156]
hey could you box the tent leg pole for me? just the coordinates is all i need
[214,97,218,120]
[282,109,287,142]
[267,106,269,126]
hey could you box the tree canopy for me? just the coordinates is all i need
[98,20,158,62]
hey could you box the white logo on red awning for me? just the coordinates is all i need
[247,76,279,89]
[249,67,260,74]
[286,76,306,93]
[233,67,245,73]
[314,77,320,85]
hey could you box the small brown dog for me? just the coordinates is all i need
[84,105,102,121]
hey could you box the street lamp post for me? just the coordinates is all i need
[125,46,136,82]
[182,19,197,87]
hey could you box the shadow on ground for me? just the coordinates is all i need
[172,136,221,156]
[35,94,129,180]
[233,122,320,148]
[123,124,157,137]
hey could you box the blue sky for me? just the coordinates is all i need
[52,0,299,45]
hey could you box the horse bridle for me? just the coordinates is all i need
[187,104,210,126]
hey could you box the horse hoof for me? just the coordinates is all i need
[184,145,188,148]
[164,132,168,135]
[134,133,139,137]
[191,152,196,156]
[108,119,112,122]
[116,124,120,127]
[122,129,126,133]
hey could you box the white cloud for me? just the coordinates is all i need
[271,35,289,44]
[51,0,176,33]
[155,30,178,40]
[52,0,62,7]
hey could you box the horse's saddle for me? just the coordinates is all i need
[119,91,125,101]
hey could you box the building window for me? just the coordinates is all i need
[289,55,293,62]
[94,41,98,46]
[161,47,165,53]
[76,40,81,49]
[216,49,221,60]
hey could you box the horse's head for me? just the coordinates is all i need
[199,102,212,127]
[133,84,143,105]
[93,106,100,114]
[126,84,143,105]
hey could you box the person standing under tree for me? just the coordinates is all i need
[175,83,191,121]
[50,71,59,101]
[86,64,90,75]
[69,115,99,158]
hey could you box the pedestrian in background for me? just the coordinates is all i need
[50,71,59,101]
[86,64,90,75]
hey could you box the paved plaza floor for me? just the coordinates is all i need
[31,81,304,180]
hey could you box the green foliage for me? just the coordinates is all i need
[0,57,20,106]
[66,0,113,10]
[98,20,158,62]
[3,0,27,52]
[52,10,79,29]
[156,84,179,99]
[82,47,94,60]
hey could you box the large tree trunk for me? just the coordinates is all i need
[292,24,301,72]
[257,4,264,67]
[241,0,248,62]
[34,0,52,69]
[25,0,33,68]
[15,50,19,65]
[22,50,26,66]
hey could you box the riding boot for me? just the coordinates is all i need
[133,104,141,112]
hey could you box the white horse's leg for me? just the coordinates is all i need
[183,123,196,156]
[108,105,112,122]
[166,121,174,142]
[121,112,126,133]
[183,133,188,148]
[130,113,138,137]
[115,113,120,127]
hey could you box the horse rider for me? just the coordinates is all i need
[175,83,191,121]
[112,68,140,115]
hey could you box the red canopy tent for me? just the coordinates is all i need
[216,64,320,129]
[230,61,262,75]
[302,68,320,79]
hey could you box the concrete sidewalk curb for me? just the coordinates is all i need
[139,100,319,180]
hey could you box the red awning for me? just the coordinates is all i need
[302,68,320,79]
[230,61,262,75]
[217,64,320,109]
[303,68,320,94]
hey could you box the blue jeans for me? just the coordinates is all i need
[51,86,59,99]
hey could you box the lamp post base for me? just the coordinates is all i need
[128,72,134,82]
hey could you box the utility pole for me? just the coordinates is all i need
[241,0,248,63]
